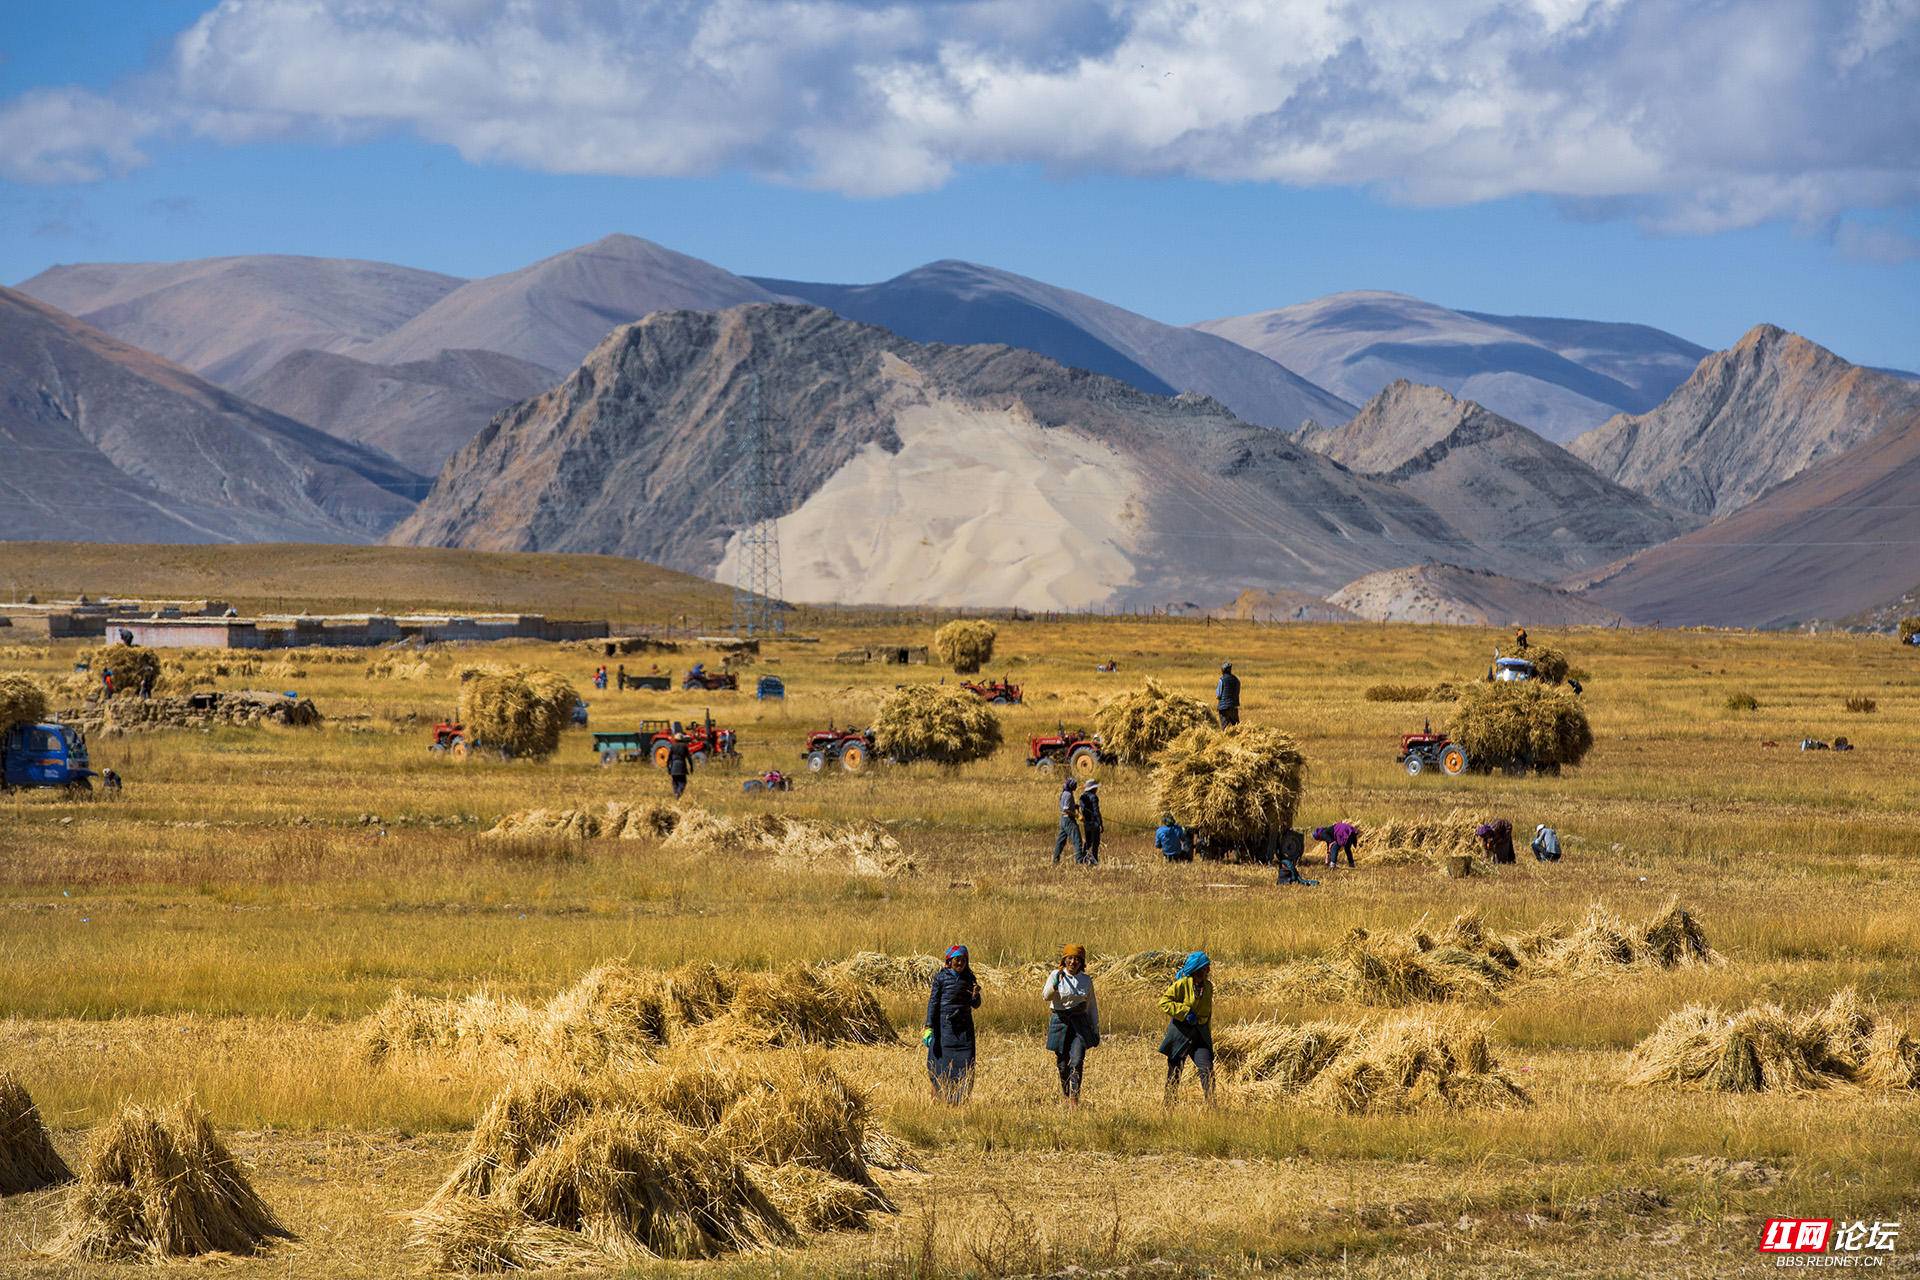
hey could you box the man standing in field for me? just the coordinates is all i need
[1216,662,1240,726]
[1053,778,1085,864]
[1077,779,1103,866]
[665,735,692,799]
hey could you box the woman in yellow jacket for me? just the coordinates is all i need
[1157,950,1214,1103]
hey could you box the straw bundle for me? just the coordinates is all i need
[1151,724,1306,843]
[826,952,944,992]
[1288,927,1507,1006]
[82,645,160,696]
[1899,616,1919,643]
[1217,1013,1529,1113]
[600,801,683,840]
[357,989,539,1066]
[0,1073,72,1195]
[931,620,996,673]
[872,685,1002,766]
[1092,950,1186,984]
[658,808,916,879]
[1518,902,1718,976]
[482,808,602,840]
[1364,808,1482,867]
[50,1101,292,1260]
[1526,645,1571,685]
[1626,1005,1831,1092]
[457,668,579,759]
[706,968,897,1049]
[0,673,47,735]
[1448,681,1593,773]
[412,1054,893,1268]
[538,962,674,1070]
[1093,679,1216,765]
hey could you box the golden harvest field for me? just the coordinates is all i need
[2,614,1918,1278]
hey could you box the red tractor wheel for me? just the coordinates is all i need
[1034,754,1057,773]
[651,741,673,769]
[1068,746,1099,777]
[1440,745,1468,776]
[841,742,869,773]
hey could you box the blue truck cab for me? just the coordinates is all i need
[1,721,96,791]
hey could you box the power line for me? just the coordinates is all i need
[730,374,784,637]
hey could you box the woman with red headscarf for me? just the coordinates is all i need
[925,944,982,1102]
[1043,944,1100,1106]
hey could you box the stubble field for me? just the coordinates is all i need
[1,614,1917,1278]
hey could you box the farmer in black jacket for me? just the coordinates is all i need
[665,736,692,798]
[1216,662,1241,726]
[1077,779,1103,866]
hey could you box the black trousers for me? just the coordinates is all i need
[1218,705,1239,726]
[670,772,687,797]
[1081,824,1101,865]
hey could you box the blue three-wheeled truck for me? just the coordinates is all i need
[1,721,97,792]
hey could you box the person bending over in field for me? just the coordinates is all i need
[1531,825,1562,862]
[1475,819,1516,865]
[925,945,981,1104]
[1312,820,1359,868]
[1043,945,1100,1106]
[1158,951,1215,1104]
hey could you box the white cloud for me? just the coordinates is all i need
[4,0,1917,235]
[0,88,156,184]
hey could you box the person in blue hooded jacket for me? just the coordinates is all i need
[925,944,982,1103]
[1215,663,1241,726]
[1157,950,1216,1103]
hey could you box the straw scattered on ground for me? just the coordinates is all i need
[481,803,915,878]
[1448,680,1593,773]
[1093,678,1216,765]
[1363,808,1482,867]
[1626,988,1920,1093]
[931,620,997,673]
[0,1073,72,1195]
[872,684,1001,766]
[1216,1011,1531,1113]
[408,1053,896,1268]
[1152,724,1305,846]
[49,1100,292,1261]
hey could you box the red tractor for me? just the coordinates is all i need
[959,676,1023,704]
[682,666,739,692]
[1397,730,1468,777]
[1027,727,1113,777]
[428,721,471,759]
[801,727,875,774]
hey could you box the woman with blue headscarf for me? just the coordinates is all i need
[1157,950,1215,1103]
[925,944,983,1102]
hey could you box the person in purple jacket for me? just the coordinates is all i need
[1311,820,1359,868]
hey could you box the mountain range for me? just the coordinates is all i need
[8,232,1917,627]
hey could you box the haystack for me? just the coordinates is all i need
[1364,808,1482,867]
[1287,926,1509,1006]
[873,685,1001,766]
[1628,989,1920,1093]
[482,808,602,840]
[1093,679,1216,765]
[0,1073,71,1195]
[357,988,539,1066]
[457,668,579,759]
[50,1100,292,1260]
[931,620,996,673]
[1518,902,1718,976]
[1526,645,1571,685]
[1151,724,1305,844]
[82,645,161,697]
[1899,616,1919,643]
[708,967,897,1049]
[1217,1012,1529,1113]
[0,673,47,735]
[411,1055,893,1268]
[658,808,915,879]
[1448,681,1592,773]
[827,952,944,992]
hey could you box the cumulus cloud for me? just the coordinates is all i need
[4,0,1918,234]
[0,88,157,184]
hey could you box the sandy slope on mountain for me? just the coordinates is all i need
[1331,564,1625,626]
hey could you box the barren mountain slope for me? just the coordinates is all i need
[1195,290,1707,441]
[1301,380,1698,574]
[1331,564,1625,626]
[0,287,422,544]
[15,255,460,386]
[359,234,781,372]
[391,304,1529,611]
[1569,325,1920,519]
[754,260,1355,430]
[238,347,559,473]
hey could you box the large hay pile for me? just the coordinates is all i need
[1216,1011,1530,1113]
[873,684,1001,766]
[82,645,161,696]
[50,1100,292,1261]
[1525,645,1571,685]
[1448,681,1593,773]
[1093,679,1216,765]
[0,673,47,735]
[410,1054,896,1268]
[1627,988,1920,1093]
[0,1072,72,1195]
[931,620,996,673]
[1899,616,1919,643]
[1364,808,1482,867]
[1279,904,1716,1006]
[457,669,579,759]
[360,960,896,1072]
[1152,724,1306,843]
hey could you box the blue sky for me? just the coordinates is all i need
[3,1,1916,369]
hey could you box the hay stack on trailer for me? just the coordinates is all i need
[1447,681,1592,774]
[457,668,579,759]
[873,685,1001,765]
[0,674,47,735]
[1152,724,1305,849]
[1093,679,1216,765]
[931,620,997,673]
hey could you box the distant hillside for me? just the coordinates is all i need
[1301,380,1698,575]
[1569,324,1920,519]
[1575,411,1920,628]
[359,234,780,372]
[1331,564,1626,626]
[0,287,423,544]
[0,542,731,624]
[1195,290,1707,441]
[1226,588,1357,623]
[755,260,1354,430]
[238,347,559,474]
[15,254,460,386]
